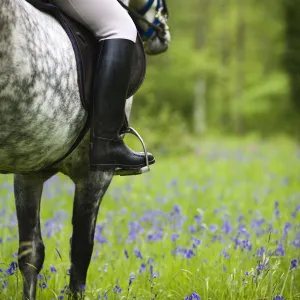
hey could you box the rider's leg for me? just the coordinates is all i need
[51,0,155,171]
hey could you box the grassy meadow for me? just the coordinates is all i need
[0,138,299,300]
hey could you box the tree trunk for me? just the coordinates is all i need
[233,0,246,134]
[193,0,210,135]
[284,0,300,111]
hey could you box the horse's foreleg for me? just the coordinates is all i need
[14,172,53,300]
[69,171,113,299]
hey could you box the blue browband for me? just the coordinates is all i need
[137,0,155,15]
[136,0,164,40]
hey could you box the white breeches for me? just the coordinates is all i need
[51,0,137,42]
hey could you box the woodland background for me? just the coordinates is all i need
[130,0,300,152]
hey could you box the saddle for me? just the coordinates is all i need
[25,0,147,170]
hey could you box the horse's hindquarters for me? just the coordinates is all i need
[0,0,87,173]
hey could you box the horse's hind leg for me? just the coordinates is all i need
[68,171,113,299]
[14,172,54,300]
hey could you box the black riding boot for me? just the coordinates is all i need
[90,38,155,172]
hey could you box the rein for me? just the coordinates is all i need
[117,0,168,42]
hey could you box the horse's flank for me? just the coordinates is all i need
[0,0,87,173]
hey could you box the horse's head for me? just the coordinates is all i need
[128,0,171,55]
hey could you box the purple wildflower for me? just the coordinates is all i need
[2,280,7,289]
[189,226,196,233]
[282,222,292,240]
[37,274,44,280]
[171,234,180,242]
[237,214,243,222]
[149,265,159,278]
[6,261,18,275]
[124,249,129,259]
[113,285,122,294]
[275,244,285,256]
[134,249,143,259]
[222,220,233,235]
[129,273,135,286]
[242,239,252,251]
[273,296,284,300]
[256,262,267,273]
[39,282,47,290]
[50,265,57,273]
[221,250,230,259]
[139,263,146,274]
[191,237,201,248]
[173,204,181,214]
[257,246,265,257]
[209,224,218,233]
[184,292,201,300]
[194,215,202,224]
[290,259,297,270]
[274,201,280,218]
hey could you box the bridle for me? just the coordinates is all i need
[117,0,169,43]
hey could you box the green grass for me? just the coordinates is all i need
[0,138,299,300]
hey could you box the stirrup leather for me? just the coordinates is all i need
[114,127,150,176]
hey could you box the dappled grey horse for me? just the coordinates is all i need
[0,0,170,298]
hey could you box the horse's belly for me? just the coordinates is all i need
[0,0,87,173]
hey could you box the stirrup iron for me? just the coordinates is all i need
[114,127,150,176]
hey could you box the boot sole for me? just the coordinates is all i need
[90,158,155,172]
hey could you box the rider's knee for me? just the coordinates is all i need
[102,13,137,42]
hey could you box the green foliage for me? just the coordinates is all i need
[132,0,300,142]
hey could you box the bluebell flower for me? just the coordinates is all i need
[237,214,243,222]
[184,292,201,300]
[185,249,196,259]
[134,249,143,259]
[129,273,135,286]
[290,259,297,270]
[209,224,218,233]
[2,280,7,289]
[124,249,129,259]
[173,204,181,215]
[149,265,159,278]
[6,261,18,275]
[189,226,196,233]
[113,285,122,294]
[221,250,230,259]
[38,274,44,280]
[139,263,146,274]
[171,234,180,242]
[275,244,285,256]
[147,258,154,264]
[222,220,232,235]
[39,282,47,290]
[256,263,267,273]
[273,296,284,300]
[194,215,202,224]
[257,246,265,257]
[191,237,201,248]
[50,265,57,273]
